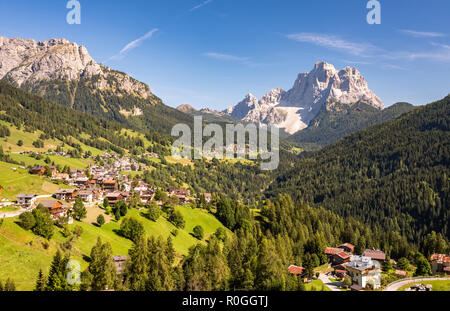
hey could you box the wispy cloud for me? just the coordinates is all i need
[341,59,372,65]
[398,29,445,38]
[111,29,159,60]
[383,47,450,63]
[204,52,250,63]
[190,0,213,12]
[285,33,374,56]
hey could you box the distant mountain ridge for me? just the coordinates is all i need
[223,62,384,135]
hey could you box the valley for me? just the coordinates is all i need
[0,33,448,293]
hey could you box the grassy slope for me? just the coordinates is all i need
[0,161,61,199]
[397,279,450,291]
[8,153,91,169]
[0,205,229,290]
[0,120,108,159]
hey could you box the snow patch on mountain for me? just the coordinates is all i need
[222,62,384,134]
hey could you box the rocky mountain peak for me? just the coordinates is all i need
[223,62,384,134]
[0,35,151,99]
[176,104,197,114]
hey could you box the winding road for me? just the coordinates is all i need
[319,273,343,291]
[383,277,450,291]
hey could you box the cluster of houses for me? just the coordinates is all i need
[288,243,450,291]
[14,154,211,223]
[324,245,393,290]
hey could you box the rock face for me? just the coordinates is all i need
[223,62,384,134]
[0,36,151,98]
[176,104,197,114]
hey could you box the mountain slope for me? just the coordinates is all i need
[268,96,450,242]
[0,36,192,135]
[223,62,383,135]
[0,81,171,156]
[288,102,415,150]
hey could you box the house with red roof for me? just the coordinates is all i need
[430,253,450,275]
[333,252,351,266]
[363,249,386,263]
[288,265,305,276]
[339,243,355,254]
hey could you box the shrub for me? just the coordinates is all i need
[192,225,204,240]
[97,214,105,227]
[215,227,227,242]
[120,217,145,242]
[19,211,36,230]
[169,210,185,229]
[147,203,161,222]
[32,207,54,240]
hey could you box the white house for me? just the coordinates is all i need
[16,194,37,208]
[78,190,93,203]
[345,256,382,289]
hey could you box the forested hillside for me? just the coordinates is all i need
[21,78,193,135]
[288,101,415,150]
[269,96,450,242]
[0,81,172,155]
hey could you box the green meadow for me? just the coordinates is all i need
[0,204,229,290]
[0,161,61,199]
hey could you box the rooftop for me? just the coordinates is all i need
[431,253,450,263]
[363,249,386,261]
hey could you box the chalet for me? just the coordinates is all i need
[54,173,70,181]
[55,189,78,202]
[120,192,130,201]
[49,166,57,176]
[338,243,355,254]
[363,249,386,263]
[201,193,212,204]
[70,169,85,177]
[325,247,343,263]
[92,189,103,201]
[31,166,46,175]
[139,192,154,203]
[345,256,381,289]
[430,253,450,275]
[134,184,150,195]
[17,194,37,208]
[39,200,69,220]
[78,190,94,203]
[169,187,190,197]
[176,194,189,205]
[334,264,348,278]
[332,252,351,266]
[103,180,118,192]
[75,177,89,187]
[106,192,123,206]
[112,256,128,275]
[288,265,304,276]
[32,166,57,176]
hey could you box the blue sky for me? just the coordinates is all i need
[1,0,449,110]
